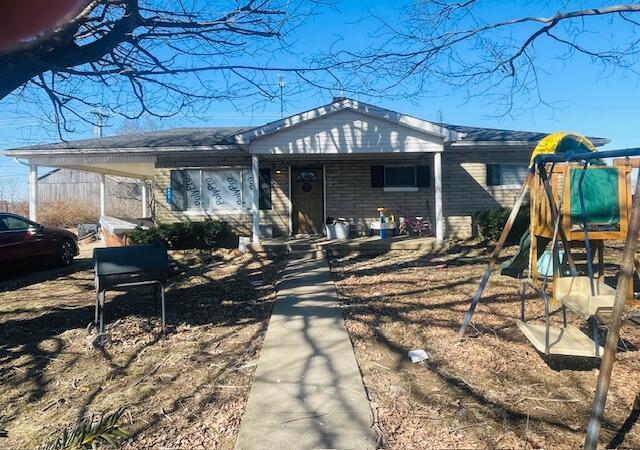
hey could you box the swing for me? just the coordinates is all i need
[518,163,623,357]
[459,132,637,358]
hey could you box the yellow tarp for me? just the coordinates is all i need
[529,132,597,168]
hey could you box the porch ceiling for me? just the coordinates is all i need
[18,154,156,179]
[50,162,155,179]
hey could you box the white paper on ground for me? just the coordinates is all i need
[408,349,429,363]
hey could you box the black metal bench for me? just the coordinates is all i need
[93,245,169,334]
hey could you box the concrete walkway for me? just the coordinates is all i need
[236,254,377,450]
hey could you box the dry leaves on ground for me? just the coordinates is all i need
[0,248,285,450]
[330,242,640,450]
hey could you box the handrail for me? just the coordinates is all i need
[534,147,640,165]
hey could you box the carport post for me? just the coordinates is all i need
[99,173,106,218]
[251,155,260,243]
[29,163,37,221]
[141,180,148,217]
[434,151,444,242]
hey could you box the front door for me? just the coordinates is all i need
[292,167,324,235]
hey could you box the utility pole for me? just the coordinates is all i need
[92,109,109,138]
[278,76,286,118]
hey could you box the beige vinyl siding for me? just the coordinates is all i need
[250,109,444,155]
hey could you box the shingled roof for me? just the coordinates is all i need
[2,99,609,154]
[7,127,254,152]
[437,123,609,146]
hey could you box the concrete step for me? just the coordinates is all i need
[246,236,447,258]
[287,249,325,260]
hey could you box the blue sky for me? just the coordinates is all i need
[1,0,639,198]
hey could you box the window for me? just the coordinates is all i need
[385,166,416,187]
[1,215,32,231]
[486,164,528,187]
[203,168,247,211]
[185,169,204,209]
[170,168,271,212]
[371,165,430,190]
[259,168,272,210]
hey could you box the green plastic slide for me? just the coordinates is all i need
[500,229,551,278]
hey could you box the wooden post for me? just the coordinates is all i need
[584,170,640,449]
[538,164,578,276]
[457,172,532,338]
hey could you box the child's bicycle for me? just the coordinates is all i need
[397,209,434,237]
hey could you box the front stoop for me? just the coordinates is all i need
[235,254,377,450]
[247,235,447,258]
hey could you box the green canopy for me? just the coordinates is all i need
[569,168,620,226]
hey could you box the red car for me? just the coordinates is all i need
[0,213,79,267]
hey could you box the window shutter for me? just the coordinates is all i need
[170,170,187,211]
[486,164,501,186]
[259,168,272,210]
[416,165,430,187]
[371,165,384,187]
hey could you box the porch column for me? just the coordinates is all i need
[251,155,260,243]
[99,173,106,218]
[434,151,444,242]
[141,180,148,217]
[29,164,37,221]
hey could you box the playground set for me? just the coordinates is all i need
[456,132,640,448]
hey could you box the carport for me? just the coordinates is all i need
[4,141,156,222]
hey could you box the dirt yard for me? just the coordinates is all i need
[0,248,284,449]
[329,242,640,449]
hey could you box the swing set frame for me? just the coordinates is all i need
[457,146,640,449]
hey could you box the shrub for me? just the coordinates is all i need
[10,200,98,227]
[129,219,227,249]
[474,205,530,243]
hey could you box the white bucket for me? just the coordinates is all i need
[325,223,350,239]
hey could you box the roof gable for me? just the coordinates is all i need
[249,108,446,155]
[236,98,466,144]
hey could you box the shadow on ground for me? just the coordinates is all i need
[328,241,640,449]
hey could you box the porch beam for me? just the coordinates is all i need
[434,151,444,242]
[252,155,260,243]
[99,173,106,218]
[29,164,37,221]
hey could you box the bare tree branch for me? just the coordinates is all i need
[0,0,337,134]
[324,2,640,115]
